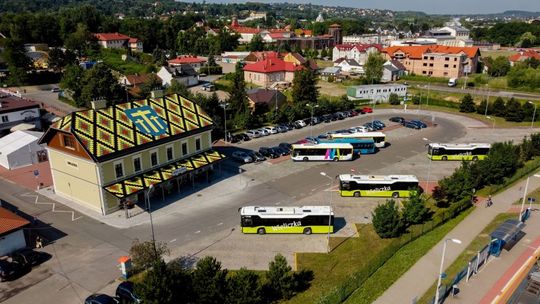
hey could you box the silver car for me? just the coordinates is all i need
[245,130,261,138]
[232,151,253,163]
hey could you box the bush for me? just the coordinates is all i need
[402,192,430,226]
[372,199,404,238]
[130,239,170,272]
[199,65,223,75]
[459,94,476,113]
[388,93,400,105]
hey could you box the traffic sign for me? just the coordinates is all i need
[528,197,536,202]
[33,170,39,177]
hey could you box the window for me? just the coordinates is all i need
[423,56,428,60]
[114,162,124,178]
[166,146,174,161]
[150,150,158,167]
[454,58,457,61]
[195,138,201,151]
[453,65,457,68]
[429,63,433,67]
[1,115,8,123]
[133,156,142,173]
[445,57,450,61]
[63,135,76,149]
[422,71,427,74]
[430,57,434,60]
[444,64,449,68]
[423,63,427,67]
[182,141,188,155]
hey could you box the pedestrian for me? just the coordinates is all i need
[486,195,493,207]
[35,236,43,248]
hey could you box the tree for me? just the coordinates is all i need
[129,239,170,271]
[79,64,123,107]
[226,268,262,304]
[152,48,167,66]
[505,98,524,122]
[484,56,511,77]
[459,93,476,113]
[229,63,250,129]
[372,199,404,238]
[402,192,430,226]
[364,53,385,84]
[192,256,228,304]
[291,68,318,105]
[517,32,537,48]
[48,48,76,72]
[166,81,190,97]
[476,99,491,115]
[320,48,328,59]
[492,97,506,117]
[264,254,295,301]
[135,259,177,304]
[59,64,85,101]
[388,93,400,105]
[0,38,31,86]
[522,101,536,122]
[249,34,264,52]
[64,23,94,56]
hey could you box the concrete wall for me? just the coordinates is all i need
[0,230,26,256]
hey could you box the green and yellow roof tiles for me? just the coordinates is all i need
[104,149,225,199]
[50,94,214,161]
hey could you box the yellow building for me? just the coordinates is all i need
[39,94,224,215]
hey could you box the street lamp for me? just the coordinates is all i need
[423,138,433,193]
[519,174,540,221]
[528,101,537,129]
[484,85,490,117]
[145,184,158,258]
[435,238,462,304]
[320,172,335,253]
[219,102,229,143]
[486,116,495,130]
[307,103,319,139]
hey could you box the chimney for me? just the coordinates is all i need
[151,90,164,99]
[91,99,107,110]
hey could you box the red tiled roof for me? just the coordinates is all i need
[244,51,281,62]
[335,44,382,52]
[0,207,30,236]
[0,96,40,114]
[243,58,303,73]
[383,45,480,59]
[168,56,207,65]
[268,29,290,33]
[231,26,261,34]
[125,74,161,86]
[268,33,286,39]
[128,38,140,43]
[508,49,540,62]
[94,32,131,41]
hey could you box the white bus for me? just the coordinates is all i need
[239,205,334,234]
[330,132,387,148]
[338,174,419,198]
[427,143,491,161]
[291,143,354,162]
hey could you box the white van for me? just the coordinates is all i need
[448,78,457,87]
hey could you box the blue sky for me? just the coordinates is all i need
[204,0,540,15]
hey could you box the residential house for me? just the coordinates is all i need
[119,73,162,97]
[347,84,408,101]
[226,17,262,44]
[168,56,207,71]
[221,52,250,64]
[381,60,407,82]
[320,67,341,81]
[38,94,225,215]
[0,95,41,134]
[94,33,143,52]
[508,49,540,66]
[334,58,363,74]
[332,44,381,64]
[243,51,280,64]
[383,45,481,78]
[243,58,303,87]
[0,207,30,256]
[157,65,199,87]
[247,88,287,112]
[283,52,318,70]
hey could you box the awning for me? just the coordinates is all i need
[103,149,225,199]
[10,123,35,132]
[490,219,525,243]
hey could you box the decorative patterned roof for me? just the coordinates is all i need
[104,149,225,198]
[47,94,214,162]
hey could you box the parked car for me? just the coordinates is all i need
[321,114,333,123]
[305,137,318,144]
[247,151,266,162]
[389,116,405,123]
[335,112,346,120]
[228,134,241,143]
[84,294,119,304]
[349,126,368,133]
[363,123,376,131]
[257,128,270,136]
[263,126,279,134]
[201,83,215,91]
[317,134,328,139]
[276,125,289,133]
[245,130,261,138]
[335,129,352,134]
[51,87,61,93]
[410,120,427,128]
[11,249,49,268]
[362,107,373,113]
[355,108,366,115]
[238,133,251,141]
[311,116,322,124]
[372,120,386,128]
[273,146,289,156]
[350,110,359,116]
[116,281,141,303]
[279,143,292,152]
[0,260,18,282]
[232,151,253,163]
[259,147,279,159]
[294,119,307,128]
[404,121,421,129]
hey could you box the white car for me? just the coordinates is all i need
[263,126,278,134]
[246,130,261,138]
[295,120,307,127]
[257,129,270,136]
[349,126,368,133]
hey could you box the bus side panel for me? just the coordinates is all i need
[241,226,333,234]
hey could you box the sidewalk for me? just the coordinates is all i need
[374,174,540,304]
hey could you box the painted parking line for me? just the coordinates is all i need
[195,230,201,234]
[169,239,177,243]
[217,222,223,226]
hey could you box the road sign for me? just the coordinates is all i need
[528,197,536,202]
[33,170,39,177]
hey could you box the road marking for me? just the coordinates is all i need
[195,230,201,234]
[275,202,281,205]
[169,239,177,243]
[21,193,82,221]
[311,188,317,192]
[217,222,223,226]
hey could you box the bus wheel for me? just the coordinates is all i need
[392,192,399,198]
[472,156,478,161]
[333,157,339,162]
[442,156,448,161]
[303,228,312,235]
[257,228,266,235]
[354,191,361,197]
[303,157,308,162]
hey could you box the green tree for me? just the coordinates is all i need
[59,64,85,101]
[522,101,536,122]
[48,48,76,72]
[320,48,328,59]
[492,97,506,117]
[0,38,30,85]
[135,259,176,304]
[192,256,228,304]
[517,32,537,48]
[291,68,318,105]
[364,53,385,84]
[79,64,123,107]
[64,23,94,56]
[138,74,163,99]
[249,34,264,52]
[504,98,524,122]
[372,199,404,238]
[226,268,262,304]
[264,254,295,301]
[129,239,170,271]
[402,191,430,226]
[459,93,476,113]
[476,99,491,115]
[484,56,511,77]
[166,81,190,97]
[228,62,250,129]
[388,93,400,105]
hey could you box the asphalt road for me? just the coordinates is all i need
[414,83,540,101]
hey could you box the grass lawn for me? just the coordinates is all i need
[95,49,152,75]
[417,213,517,304]
[344,208,474,304]
[315,59,333,68]
[481,50,518,59]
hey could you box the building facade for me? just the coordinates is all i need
[39,94,224,215]
[347,84,408,101]
[0,95,41,134]
[332,44,381,64]
[243,58,302,87]
[94,33,143,52]
[157,65,199,87]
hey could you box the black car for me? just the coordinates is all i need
[259,147,279,159]
[355,108,366,115]
[0,260,17,282]
[321,114,332,123]
[116,281,141,303]
[247,151,266,162]
[84,294,119,304]
[11,249,49,268]
[389,116,405,123]
[273,146,289,156]
[239,133,251,141]
[333,112,345,120]
[279,142,292,152]
[228,134,241,143]
[404,121,421,129]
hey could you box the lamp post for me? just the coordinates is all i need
[320,172,335,253]
[307,103,319,139]
[145,184,157,258]
[528,101,537,129]
[423,138,433,193]
[435,238,462,304]
[486,116,495,130]
[484,85,490,117]
[220,102,229,143]
[519,174,540,221]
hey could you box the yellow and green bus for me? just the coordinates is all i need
[338,174,419,198]
[427,143,491,161]
[239,206,334,235]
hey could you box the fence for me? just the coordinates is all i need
[317,198,473,304]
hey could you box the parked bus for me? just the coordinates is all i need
[291,143,354,161]
[338,174,419,198]
[239,206,334,235]
[318,138,376,155]
[330,132,386,148]
[427,143,491,161]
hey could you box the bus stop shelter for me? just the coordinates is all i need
[489,219,525,257]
